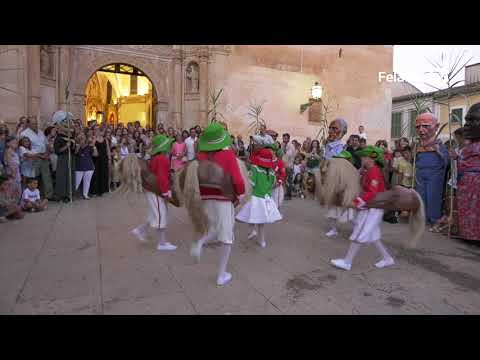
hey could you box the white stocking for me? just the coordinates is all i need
[157,228,167,246]
[217,244,232,285]
[373,240,393,260]
[82,170,94,198]
[344,242,362,265]
[257,224,266,248]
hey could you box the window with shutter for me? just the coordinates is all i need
[391,112,402,138]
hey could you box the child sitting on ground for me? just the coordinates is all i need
[21,178,48,212]
[0,175,24,222]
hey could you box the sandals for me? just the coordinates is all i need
[429,224,449,233]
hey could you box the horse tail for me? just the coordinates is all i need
[117,154,143,195]
[182,160,209,236]
[407,189,426,248]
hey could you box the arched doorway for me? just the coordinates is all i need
[84,63,157,128]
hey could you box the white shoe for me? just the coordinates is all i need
[258,240,266,248]
[375,257,395,269]
[190,241,203,262]
[325,228,338,237]
[217,272,232,286]
[247,230,257,240]
[157,242,177,251]
[330,259,352,271]
[131,228,148,243]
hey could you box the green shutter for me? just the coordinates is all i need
[409,110,417,138]
[391,112,402,138]
[451,108,463,124]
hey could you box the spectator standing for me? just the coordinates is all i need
[171,133,187,171]
[18,137,38,184]
[20,118,54,199]
[345,135,362,169]
[90,128,110,197]
[74,133,97,200]
[185,127,197,161]
[456,103,480,241]
[4,137,21,202]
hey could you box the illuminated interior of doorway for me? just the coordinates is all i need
[84,64,155,128]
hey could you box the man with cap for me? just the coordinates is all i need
[190,122,246,286]
[131,134,177,251]
[414,113,450,229]
[330,145,395,271]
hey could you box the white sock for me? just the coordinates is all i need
[373,241,394,268]
[217,244,232,285]
[257,224,266,248]
[157,228,167,246]
[247,224,258,239]
[344,242,362,265]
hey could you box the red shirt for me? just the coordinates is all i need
[197,149,246,201]
[148,154,170,195]
[360,165,385,203]
[274,158,286,184]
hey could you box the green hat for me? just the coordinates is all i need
[334,150,353,162]
[198,122,232,152]
[355,145,385,167]
[151,134,174,156]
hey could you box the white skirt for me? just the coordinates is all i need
[146,191,168,229]
[272,185,284,209]
[349,208,384,243]
[326,206,356,224]
[236,195,282,224]
[203,200,235,245]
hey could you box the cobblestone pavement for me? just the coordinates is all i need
[1,193,479,314]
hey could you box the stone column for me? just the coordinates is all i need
[198,47,209,127]
[155,101,169,128]
[25,45,41,126]
[71,93,86,123]
[171,46,183,129]
[57,45,72,111]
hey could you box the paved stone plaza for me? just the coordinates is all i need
[1,193,479,315]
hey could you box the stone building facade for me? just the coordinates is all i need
[1,45,393,143]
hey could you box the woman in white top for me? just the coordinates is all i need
[18,137,38,180]
[119,136,130,160]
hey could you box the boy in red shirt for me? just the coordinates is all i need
[131,134,177,251]
[330,146,395,271]
[190,123,245,286]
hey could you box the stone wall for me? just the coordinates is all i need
[207,45,393,144]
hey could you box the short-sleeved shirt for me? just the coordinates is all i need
[22,188,40,202]
[185,137,196,161]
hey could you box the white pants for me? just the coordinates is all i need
[349,208,384,243]
[146,191,168,229]
[75,170,94,197]
[203,200,235,245]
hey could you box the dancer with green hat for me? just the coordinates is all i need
[330,145,395,271]
[131,134,177,251]
[190,122,246,286]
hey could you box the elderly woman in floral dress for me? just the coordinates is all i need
[456,103,480,241]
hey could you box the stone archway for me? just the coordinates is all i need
[70,48,170,125]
